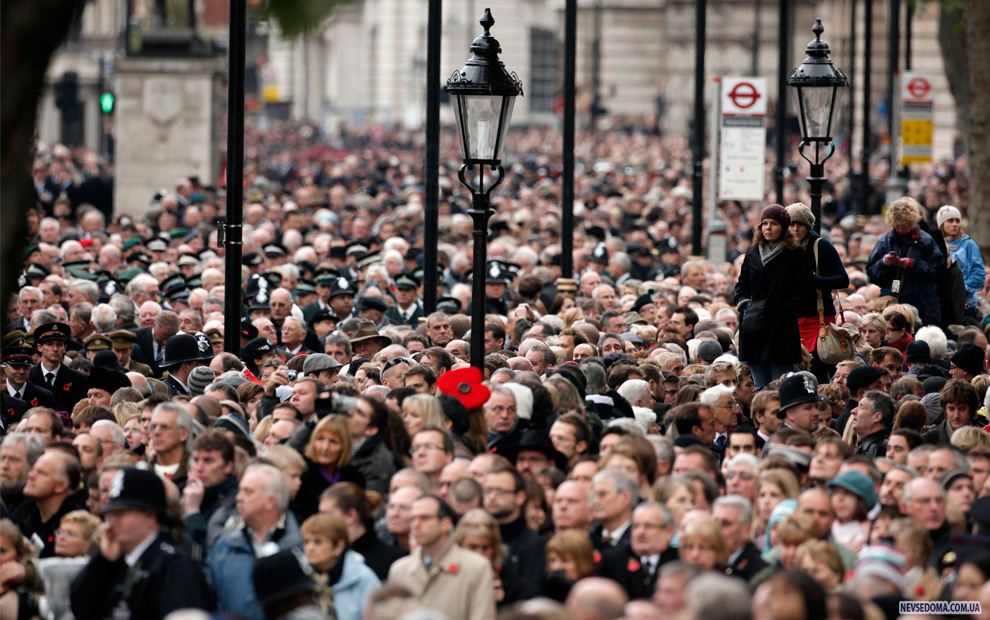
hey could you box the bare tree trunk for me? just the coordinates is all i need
[938,2,969,141]
[963,0,990,253]
[0,0,85,306]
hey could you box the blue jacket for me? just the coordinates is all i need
[206,514,303,620]
[332,551,381,620]
[947,234,985,308]
[867,228,945,325]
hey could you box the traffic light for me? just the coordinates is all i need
[99,91,115,114]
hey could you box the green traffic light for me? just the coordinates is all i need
[99,91,115,114]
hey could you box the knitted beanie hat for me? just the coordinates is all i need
[760,204,791,228]
[786,202,815,228]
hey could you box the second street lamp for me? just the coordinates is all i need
[787,19,847,234]
[446,8,523,372]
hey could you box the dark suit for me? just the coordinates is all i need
[11,493,84,558]
[3,317,29,334]
[1,392,29,432]
[131,327,161,376]
[725,541,768,582]
[28,363,87,413]
[70,532,215,620]
[596,544,676,600]
[589,521,632,551]
[7,382,55,410]
[384,301,424,327]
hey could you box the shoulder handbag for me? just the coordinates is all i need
[740,299,767,334]
[813,239,857,364]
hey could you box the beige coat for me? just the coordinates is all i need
[387,543,496,620]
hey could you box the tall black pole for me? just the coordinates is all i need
[223,0,246,356]
[751,0,762,76]
[561,0,577,279]
[590,0,603,131]
[468,176,497,371]
[905,2,913,70]
[775,0,789,205]
[888,0,900,179]
[691,0,706,255]
[861,0,873,212]
[848,0,857,210]
[423,0,441,313]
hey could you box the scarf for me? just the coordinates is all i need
[759,241,785,266]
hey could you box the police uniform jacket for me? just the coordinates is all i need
[165,374,190,397]
[384,301,424,328]
[387,543,496,620]
[70,532,215,620]
[27,363,87,413]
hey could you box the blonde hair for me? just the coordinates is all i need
[264,444,307,474]
[886,197,924,228]
[59,510,101,554]
[680,517,729,567]
[452,508,506,566]
[545,530,595,578]
[402,394,445,427]
[950,426,990,453]
[795,539,844,580]
[304,415,352,469]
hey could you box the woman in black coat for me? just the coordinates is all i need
[786,202,850,383]
[734,204,815,388]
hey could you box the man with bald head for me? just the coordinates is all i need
[566,577,628,620]
[553,480,594,532]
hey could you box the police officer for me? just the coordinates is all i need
[384,272,424,327]
[160,333,206,397]
[70,468,215,619]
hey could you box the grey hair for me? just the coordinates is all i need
[648,435,675,467]
[680,259,709,277]
[73,280,100,304]
[109,294,137,325]
[725,453,760,475]
[91,420,126,447]
[592,467,639,505]
[1,433,44,466]
[18,286,42,302]
[617,379,651,407]
[634,500,675,528]
[901,477,945,504]
[700,384,735,406]
[932,446,970,472]
[713,494,755,525]
[606,417,645,437]
[126,274,159,297]
[578,360,606,395]
[915,326,948,360]
[658,560,700,582]
[71,302,93,324]
[687,573,752,620]
[244,462,290,512]
[153,401,199,450]
[91,303,117,333]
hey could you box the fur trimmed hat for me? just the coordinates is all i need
[786,202,815,228]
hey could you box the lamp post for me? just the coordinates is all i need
[787,19,847,234]
[446,8,523,371]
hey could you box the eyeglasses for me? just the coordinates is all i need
[383,357,416,372]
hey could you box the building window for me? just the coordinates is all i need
[529,27,558,114]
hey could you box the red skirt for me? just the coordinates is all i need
[798,315,835,354]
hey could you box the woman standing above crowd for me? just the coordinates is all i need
[786,203,850,383]
[734,204,815,388]
[937,205,986,319]
[867,197,945,327]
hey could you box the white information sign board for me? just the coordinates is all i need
[718,77,768,202]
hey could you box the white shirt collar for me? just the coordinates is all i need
[125,531,159,567]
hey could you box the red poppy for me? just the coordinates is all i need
[436,366,490,410]
[30,399,38,407]
[593,551,602,564]
[447,563,459,575]
[63,383,71,392]
[627,559,641,572]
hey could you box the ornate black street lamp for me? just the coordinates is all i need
[787,19,847,234]
[446,8,523,371]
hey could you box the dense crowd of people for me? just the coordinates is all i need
[1,118,989,620]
